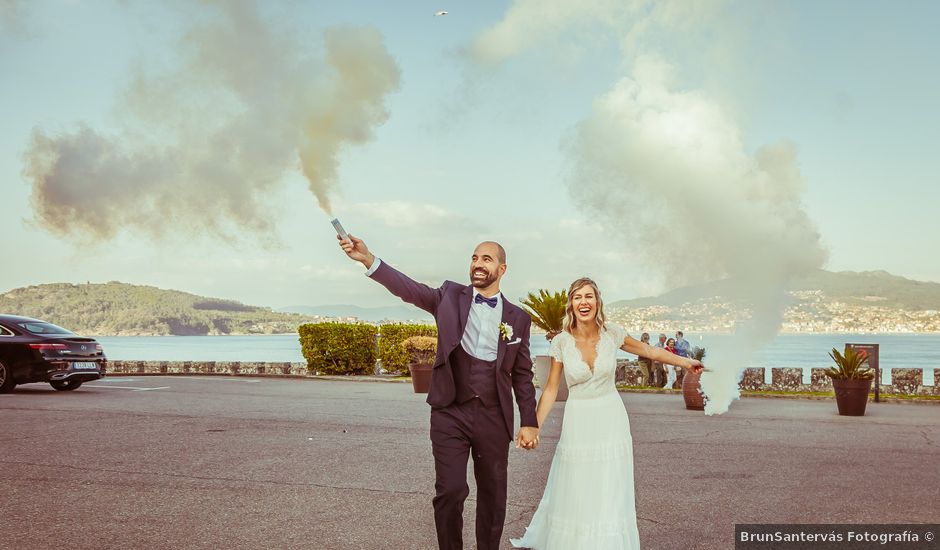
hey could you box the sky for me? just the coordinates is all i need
[1,0,939,311]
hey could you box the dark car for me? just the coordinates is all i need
[0,315,107,392]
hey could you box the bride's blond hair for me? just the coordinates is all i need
[563,277,607,334]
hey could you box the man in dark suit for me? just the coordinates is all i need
[339,235,539,550]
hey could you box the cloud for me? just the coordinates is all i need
[350,201,469,229]
[468,0,727,66]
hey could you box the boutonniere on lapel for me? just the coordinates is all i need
[499,322,513,342]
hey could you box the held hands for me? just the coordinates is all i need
[515,426,540,450]
[337,234,375,269]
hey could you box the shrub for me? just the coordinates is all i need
[299,323,377,375]
[401,336,437,365]
[378,323,437,375]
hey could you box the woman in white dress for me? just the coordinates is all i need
[510,277,703,550]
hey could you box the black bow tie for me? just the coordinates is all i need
[474,294,498,308]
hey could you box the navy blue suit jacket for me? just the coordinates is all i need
[370,260,538,438]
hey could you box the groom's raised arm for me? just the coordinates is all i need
[369,260,444,316]
[339,234,443,316]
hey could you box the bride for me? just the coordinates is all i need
[510,277,703,549]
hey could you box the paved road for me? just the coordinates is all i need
[1,376,938,549]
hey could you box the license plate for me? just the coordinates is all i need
[72,362,99,370]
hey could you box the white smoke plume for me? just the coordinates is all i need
[474,0,827,414]
[572,57,827,414]
[0,0,22,29]
[24,1,400,242]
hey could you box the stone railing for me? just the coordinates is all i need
[614,360,940,396]
[108,360,309,377]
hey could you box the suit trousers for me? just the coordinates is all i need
[430,398,511,550]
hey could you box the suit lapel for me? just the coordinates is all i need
[458,285,473,342]
[495,297,512,370]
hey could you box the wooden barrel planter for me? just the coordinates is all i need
[682,369,705,410]
[408,363,433,393]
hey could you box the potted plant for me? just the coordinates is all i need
[681,347,707,410]
[824,346,875,416]
[401,336,436,393]
[521,289,569,401]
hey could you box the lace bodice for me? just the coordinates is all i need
[549,323,628,398]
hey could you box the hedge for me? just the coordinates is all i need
[378,323,437,375]
[299,323,378,375]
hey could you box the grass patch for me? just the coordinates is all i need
[616,384,679,391]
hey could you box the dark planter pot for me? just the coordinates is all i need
[682,369,705,410]
[832,378,873,416]
[409,363,433,394]
[534,355,567,401]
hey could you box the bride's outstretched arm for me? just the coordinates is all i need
[535,358,565,429]
[620,335,704,373]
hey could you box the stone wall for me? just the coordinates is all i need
[109,360,308,377]
[107,360,939,396]
[612,360,938,396]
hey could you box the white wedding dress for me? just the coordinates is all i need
[511,323,641,549]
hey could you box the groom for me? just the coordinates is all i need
[338,235,539,550]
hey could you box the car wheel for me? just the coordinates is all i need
[50,379,83,391]
[0,361,15,393]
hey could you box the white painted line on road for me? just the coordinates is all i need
[181,377,261,383]
[84,385,170,392]
[97,378,137,383]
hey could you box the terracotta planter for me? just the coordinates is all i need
[408,363,433,394]
[682,369,705,410]
[534,355,567,402]
[832,378,873,416]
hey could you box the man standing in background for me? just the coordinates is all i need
[675,330,691,358]
[652,333,667,387]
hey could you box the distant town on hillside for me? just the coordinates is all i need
[1,269,939,336]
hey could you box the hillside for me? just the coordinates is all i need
[607,270,940,333]
[0,282,317,336]
[611,270,940,310]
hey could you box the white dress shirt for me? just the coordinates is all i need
[365,257,383,277]
[365,258,501,361]
[461,289,502,361]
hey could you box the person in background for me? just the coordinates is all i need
[664,337,679,389]
[637,332,652,386]
[674,330,691,358]
[651,333,667,387]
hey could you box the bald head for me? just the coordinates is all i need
[476,241,506,264]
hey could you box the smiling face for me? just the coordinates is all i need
[563,277,606,333]
[469,241,506,291]
[571,284,598,325]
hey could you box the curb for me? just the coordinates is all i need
[104,371,412,383]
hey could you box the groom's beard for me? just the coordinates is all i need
[470,268,497,288]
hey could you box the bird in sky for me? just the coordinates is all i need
[434,11,448,16]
